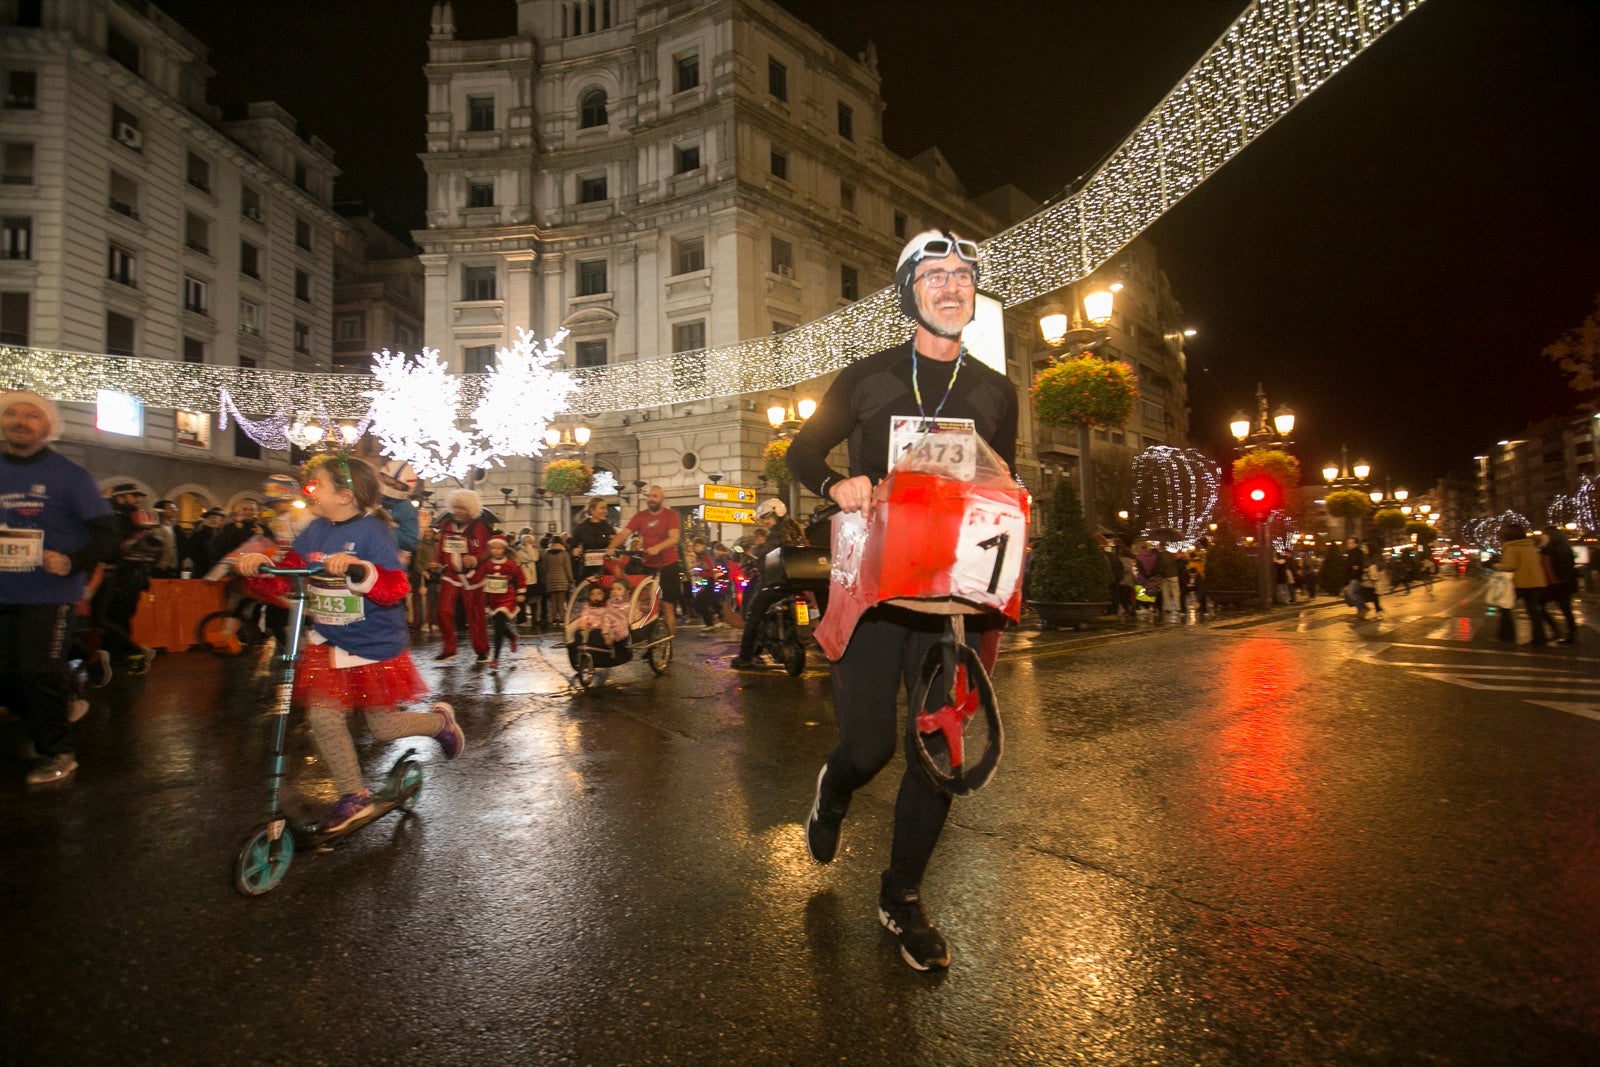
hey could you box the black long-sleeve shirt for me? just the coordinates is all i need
[785,342,1018,497]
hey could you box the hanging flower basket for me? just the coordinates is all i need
[544,458,593,497]
[1231,448,1301,491]
[763,438,792,490]
[1031,356,1139,429]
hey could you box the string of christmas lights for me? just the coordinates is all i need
[1267,510,1299,554]
[0,0,1427,417]
[1574,475,1596,534]
[1130,445,1220,548]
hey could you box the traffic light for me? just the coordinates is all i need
[1232,475,1283,524]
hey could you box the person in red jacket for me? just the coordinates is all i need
[480,536,525,669]
[432,489,494,663]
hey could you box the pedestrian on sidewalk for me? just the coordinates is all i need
[0,391,121,785]
[1344,538,1367,618]
[236,454,464,833]
[1493,523,1549,646]
[785,229,1017,972]
[1539,527,1577,643]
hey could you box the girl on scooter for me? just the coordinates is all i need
[236,453,464,833]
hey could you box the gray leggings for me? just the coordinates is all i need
[307,703,443,795]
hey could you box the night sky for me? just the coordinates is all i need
[157,0,1600,492]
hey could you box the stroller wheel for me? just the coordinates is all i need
[647,620,672,674]
[233,823,294,896]
[575,649,597,688]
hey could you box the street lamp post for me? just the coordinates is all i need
[1038,282,1119,533]
[543,423,591,534]
[1228,383,1295,610]
[767,396,815,516]
[1321,443,1372,538]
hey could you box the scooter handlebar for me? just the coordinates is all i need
[258,561,369,582]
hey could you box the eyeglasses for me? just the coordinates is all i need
[913,267,976,289]
[910,235,979,261]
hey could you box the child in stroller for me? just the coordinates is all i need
[567,580,631,671]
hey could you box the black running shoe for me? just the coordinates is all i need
[805,764,842,864]
[878,875,949,971]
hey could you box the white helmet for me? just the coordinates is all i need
[894,229,980,338]
[755,498,787,519]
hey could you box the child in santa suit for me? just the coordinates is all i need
[237,454,464,833]
[480,536,525,669]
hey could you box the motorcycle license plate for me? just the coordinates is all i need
[794,600,810,625]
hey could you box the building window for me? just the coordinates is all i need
[394,325,414,351]
[893,210,907,238]
[772,321,795,335]
[295,218,312,251]
[770,236,793,277]
[4,70,36,109]
[2,141,33,184]
[674,51,699,93]
[234,421,260,460]
[565,0,614,35]
[579,88,608,128]
[293,320,309,354]
[837,101,854,141]
[840,180,856,214]
[673,143,700,175]
[2,217,30,260]
[0,292,28,345]
[672,320,705,353]
[770,148,790,181]
[239,299,262,336]
[106,23,141,73]
[184,212,209,255]
[240,240,260,279]
[336,315,363,341]
[768,57,787,101]
[109,170,139,218]
[110,105,142,151]
[467,180,494,208]
[462,265,497,301]
[840,265,859,301]
[575,340,607,367]
[577,259,608,296]
[293,162,307,190]
[463,344,495,374]
[183,275,208,315]
[182,336,204,364]
[578,175,607,203]
[672,236,705,276]
[186,151,211,193]
[105,311,136,356]
[294,269,310,302]
[467,95,495,132]
[241,185,263,222]
[107,243,136,287]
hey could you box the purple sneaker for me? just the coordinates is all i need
[432,702,465,760]
[322,791,375,833]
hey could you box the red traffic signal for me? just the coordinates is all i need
[1232,475,1283,524]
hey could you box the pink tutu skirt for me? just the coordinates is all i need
[293,645,429,711]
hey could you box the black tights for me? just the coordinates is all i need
[819,607,980,894]
[490,612,517,658]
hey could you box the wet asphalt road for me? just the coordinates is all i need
[3,576,1598,1065]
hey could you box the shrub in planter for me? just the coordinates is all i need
[544,458,594,497]
[1028,480,1109,603]
[1204,513,1254,595]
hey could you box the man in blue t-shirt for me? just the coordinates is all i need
[0,391,120,785]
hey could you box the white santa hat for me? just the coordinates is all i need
[0,389,63,441]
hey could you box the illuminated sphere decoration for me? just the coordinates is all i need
[0,1,1428,419]
[1130,446,1221,549]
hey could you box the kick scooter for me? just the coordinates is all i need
[232,562,425,897]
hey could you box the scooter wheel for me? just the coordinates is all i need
[576,649,596,688]
[395,760,425,813]
[781,639,806,676]
[647,620,672,674]
[233,823,294,896]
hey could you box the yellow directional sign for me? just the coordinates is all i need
[701,484,756,504]
[701,504,756,525]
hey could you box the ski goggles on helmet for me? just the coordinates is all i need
[907,234,979,263]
